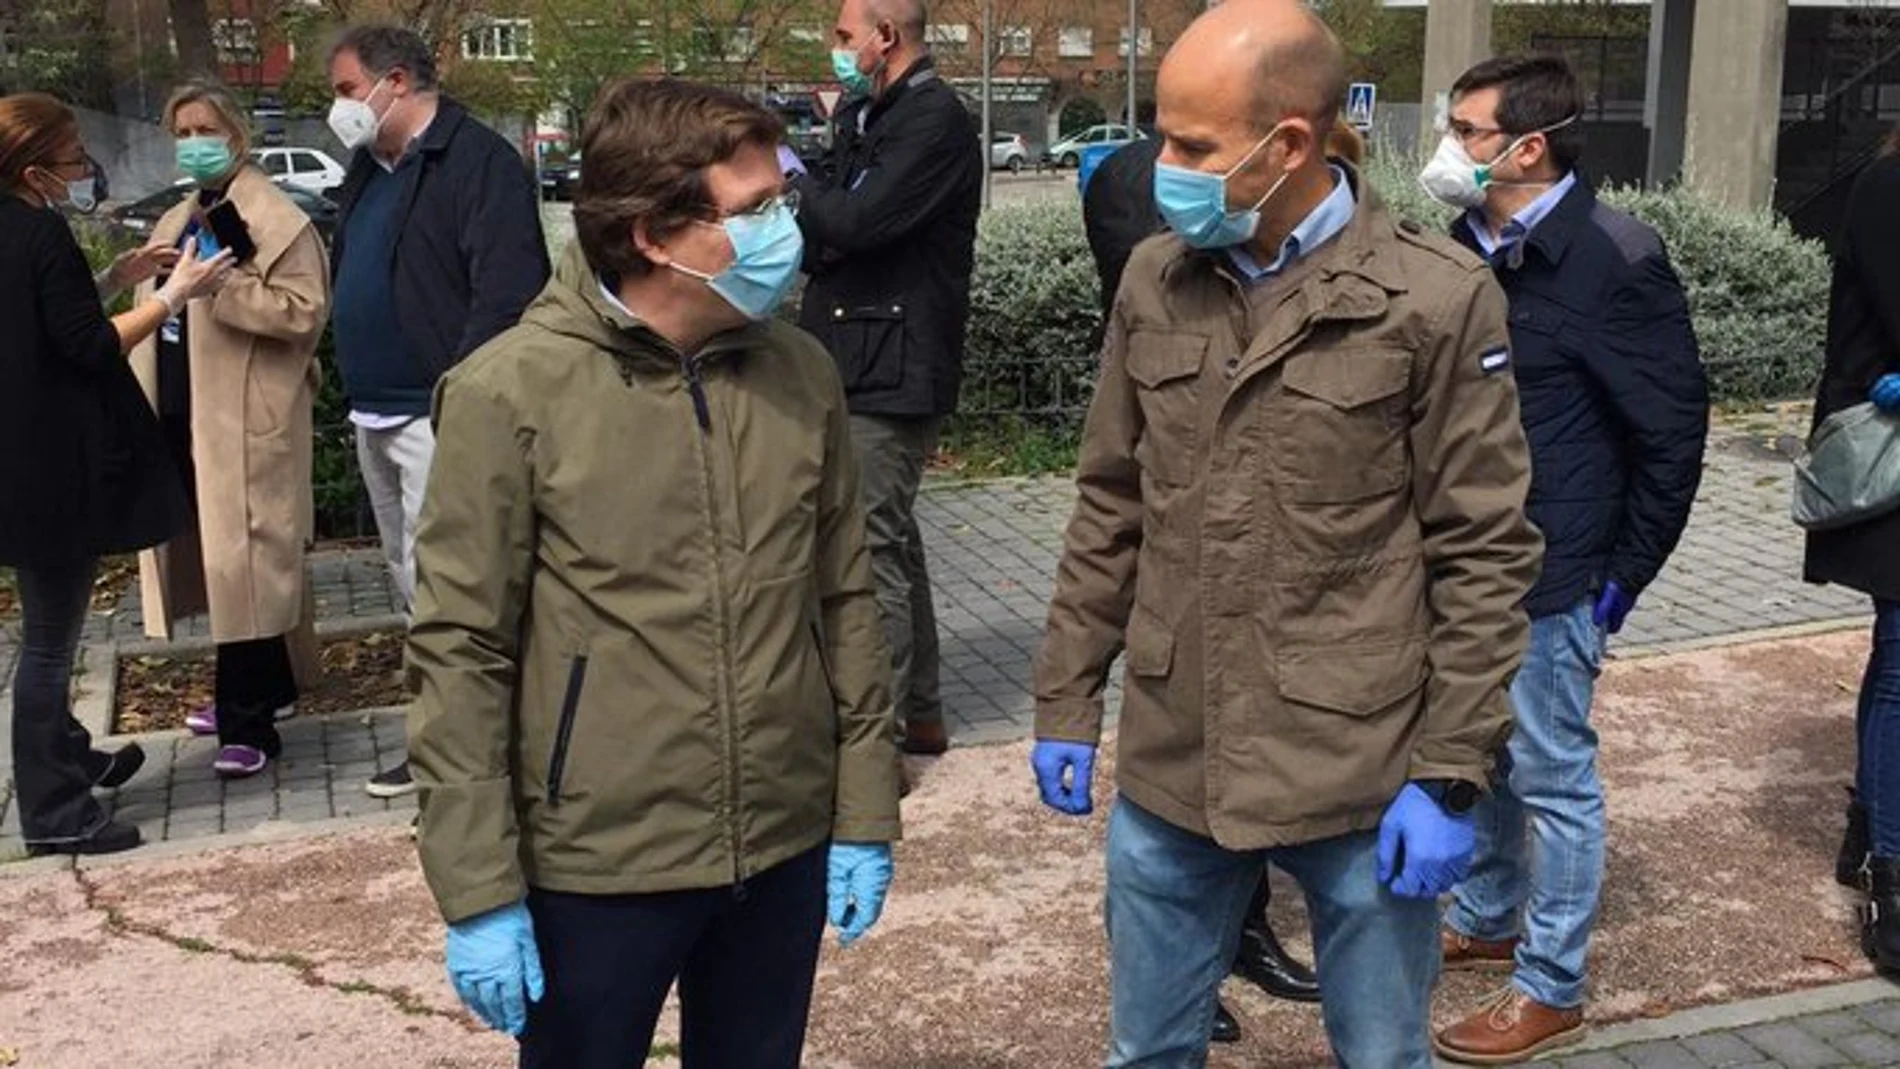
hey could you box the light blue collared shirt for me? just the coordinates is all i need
[1227,166,1357,283]
[1466,171,1578,259]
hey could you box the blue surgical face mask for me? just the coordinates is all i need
[1153,123,1291,249]
[670,195,805,320]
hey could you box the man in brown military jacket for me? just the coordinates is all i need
[1028,1,1544,1064]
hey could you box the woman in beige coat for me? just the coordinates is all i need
[131,82,331,779]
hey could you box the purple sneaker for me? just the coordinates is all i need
[186,702,296,737]
[185,703,218,736]
[213,744,269,778]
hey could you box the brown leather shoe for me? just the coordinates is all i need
[1441,927,1518,973]
[902,719,949,756]
[1434,988,1586,1065]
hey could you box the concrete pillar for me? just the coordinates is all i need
[1419,0,1494,150]
[1644,0,1696,187]
[1682,0,1788,210]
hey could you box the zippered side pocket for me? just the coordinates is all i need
[546,655,589,808]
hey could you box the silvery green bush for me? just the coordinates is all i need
[958,200,1105,431]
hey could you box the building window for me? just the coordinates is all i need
[1058,26,1093,58]
[1118,26,1153,58]
[1000,25,1031,57]
[462,18,533,62]
[213,18,258,64]
[927,23,970,55]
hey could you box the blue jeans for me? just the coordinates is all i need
[1858,600,1900,856]
[1446,600,1606,1010]
[1104,799,1440,1068]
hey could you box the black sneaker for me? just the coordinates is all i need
[365,760,416,799]
[85,743,146,790]
[27,820,142,857]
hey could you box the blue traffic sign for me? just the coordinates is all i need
[1347,82,1378,131]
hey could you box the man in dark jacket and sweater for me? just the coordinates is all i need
[1427,55,1709,1064]
[788,0,982,757]
[325,24,550,798]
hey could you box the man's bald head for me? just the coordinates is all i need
[1166,0,1348,134]
[865,0,926,43]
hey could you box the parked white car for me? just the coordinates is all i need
[1043,124,1144,170]
[252,147,348,194]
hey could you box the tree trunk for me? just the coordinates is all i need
[170,0,217,78]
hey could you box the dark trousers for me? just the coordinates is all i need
[215,635,296,755]
[519,844,828,1069]
[11,559,108,844]
[848,414,943,732]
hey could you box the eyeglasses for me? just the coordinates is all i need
[1437,117,1509,145]
[711,190,800,223]
[41,157,93,173]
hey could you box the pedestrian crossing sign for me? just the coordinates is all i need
[1347,82,1377,131]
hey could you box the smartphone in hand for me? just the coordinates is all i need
[201,199,258,264]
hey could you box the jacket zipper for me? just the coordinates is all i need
[683,356,713,431]
[683,356,746,887]
[546,654,589,808]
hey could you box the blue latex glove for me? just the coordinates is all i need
[1376,784,1476,899]
[1592,579,1636,635]
[1872,373,1900,413]
[827,842,893,947]
[446,901,545,1036]
[1031,740,1096,815]
[777,143,808,176]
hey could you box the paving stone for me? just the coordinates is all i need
[1798,1012,1869,1040]
[1735,1022,1850,1067]
[1682,1030,1767,1065]
[1559,1052,1635,1069]
[1620,1039,1715,1069]
[1856,1002,1900,1035]
[1830,1030,1900,1065]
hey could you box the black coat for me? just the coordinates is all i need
[331,97,549,384]
[1805,155,1900,602]
[1454,179,1709,619]
[0,197,187,567]
[1082,137,1163,316]
[793,58,983,419]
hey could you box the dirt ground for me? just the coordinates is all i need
[0,628,1877,1068]
[114,629,409,734]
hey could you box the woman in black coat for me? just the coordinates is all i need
[1809,130,1900,966]
[0,92,233,856]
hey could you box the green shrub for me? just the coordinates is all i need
[311,328,367,540]
[953,201,1103,443]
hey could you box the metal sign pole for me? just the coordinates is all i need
[1127,0,1138,129]
[982,0,994,210]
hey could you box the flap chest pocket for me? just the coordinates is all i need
[1508,300,1566,336]
[1127,333,1208,388]
[1125,332,1209,487]
[1281,349,1412,410]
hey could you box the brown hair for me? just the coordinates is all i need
[164,81,254,158]
[1884,124,1900,159]
[0,92,80,195]
[1326,119,1365,167]
[574,78,785,280]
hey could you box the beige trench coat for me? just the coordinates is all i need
[130,164,331,672]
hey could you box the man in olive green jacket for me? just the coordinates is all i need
[406,79,901,1068]
[1030,3,1543,1065]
